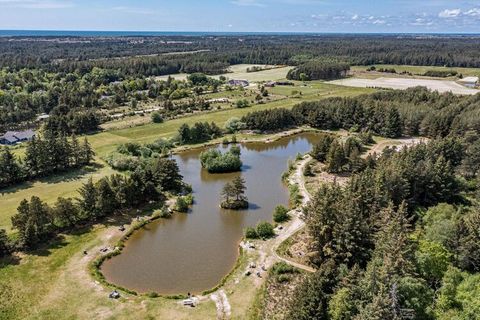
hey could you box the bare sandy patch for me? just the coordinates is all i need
[330,77,479,95]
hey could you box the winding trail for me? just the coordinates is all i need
[269,155,315,273]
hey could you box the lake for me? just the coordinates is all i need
[101,132,320,295]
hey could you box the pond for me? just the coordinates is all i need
[101,132,320,295]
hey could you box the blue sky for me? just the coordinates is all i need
[0,0,480,33]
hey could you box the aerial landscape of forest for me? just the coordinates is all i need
[1,1,480,319]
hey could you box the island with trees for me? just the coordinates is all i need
[200,145,242,173]
[220,176,248,210]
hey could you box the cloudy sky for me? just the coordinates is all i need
[0,0,480,33]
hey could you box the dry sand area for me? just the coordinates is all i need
[330,77,480,95]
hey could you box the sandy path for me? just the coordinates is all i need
[330,77,479,95]
[268,155,316,273]
[210,289,231,320]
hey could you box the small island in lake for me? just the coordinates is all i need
[200,145,242,173]
[220,176,249,209]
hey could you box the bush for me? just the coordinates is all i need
[105,152,141,171]
[273,205,290,223]
[225,117,247,133]
[303,162,314,177]
[256,221,275,239]
[154,206,172,219]
[236,99,250,108]
[151,112,163,123]
[245,227,258,239]
[175,197,190,212]
[271,261,297,275]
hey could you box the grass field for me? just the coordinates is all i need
[351,64,480,78]
[155,64,294,83]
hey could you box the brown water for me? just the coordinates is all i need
[101,133,320,295]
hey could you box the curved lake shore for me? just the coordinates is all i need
[101,132,320,295]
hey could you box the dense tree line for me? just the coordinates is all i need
[287,60,350,81]
[7,156,183,250]
[0,134,94,189]
[282,129,480,319]
[177,121,223,145]
[242,87,480,139]
[2,35,480,71]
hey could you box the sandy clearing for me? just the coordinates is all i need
[330,77,480,95]
[365,137,427,157]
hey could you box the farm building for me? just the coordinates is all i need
[458,76,479,88]
[228,79,250,87]
[0,129,36,145]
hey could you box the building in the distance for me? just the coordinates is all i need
[0,129,36,145]
[228,79,250,87]
[458,76,479,88]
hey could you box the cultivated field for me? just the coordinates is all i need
[330,77,480,95]
[155,64,294,83]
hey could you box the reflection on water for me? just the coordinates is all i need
[101,132,320,295]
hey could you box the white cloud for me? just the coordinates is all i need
[372,19,386,25]
[438,9,461,18]
[465,8,480,17]
[351,14,358,20]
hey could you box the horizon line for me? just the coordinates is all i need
[1,29,480,36]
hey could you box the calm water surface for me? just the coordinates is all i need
[101,133,320,295]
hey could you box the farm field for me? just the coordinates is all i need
[351,64,480,78]
[155,64,294,83]
[329,77,480,95]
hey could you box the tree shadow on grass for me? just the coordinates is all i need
[0,162,105,196]
[40,162,105,185]
[0,254,20,268]
[28,234,69,257]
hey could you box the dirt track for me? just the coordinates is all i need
[330,77,479,95]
